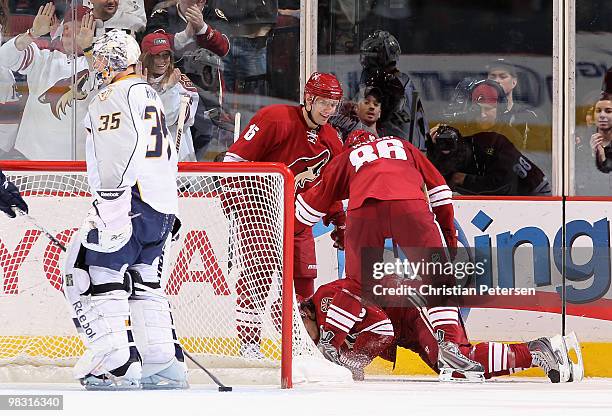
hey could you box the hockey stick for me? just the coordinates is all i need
[233,112,241,142]
[13,208,233,391]
[182,350,232,391]
[174,95,191,155]
[13,208,66,251]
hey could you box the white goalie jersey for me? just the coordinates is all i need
[84,75,178,215]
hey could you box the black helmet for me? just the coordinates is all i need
[360,30,401,69]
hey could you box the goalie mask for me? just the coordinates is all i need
[92,29,141,88]
[360,30,401,69]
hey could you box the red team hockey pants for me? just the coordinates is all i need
[344,198,464,344]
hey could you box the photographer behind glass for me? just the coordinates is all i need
[589,93,612,173]
[359,30,429,150]
[427,80,551,196]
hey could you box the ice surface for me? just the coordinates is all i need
[1,377,611,416]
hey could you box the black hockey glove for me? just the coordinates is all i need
[0,171,28,218]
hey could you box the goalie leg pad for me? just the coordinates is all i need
[128,263,187,389]
[72,294,142,387]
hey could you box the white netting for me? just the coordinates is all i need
[0,164,351,386]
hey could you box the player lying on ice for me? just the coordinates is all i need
[299,279,583,383]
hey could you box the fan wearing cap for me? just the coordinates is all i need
[471,82,502,131]
[140,31,199,161]
[0,3,96,160]
[222,72,346,359]
[486,59,538,149]
[467,79,524,149]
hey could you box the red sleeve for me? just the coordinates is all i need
[225,109,281,162]
[322,132,347,224]
[295,153,349,227]
[408,144,457,249]
[196,25,230,57]
[312,281,395,361]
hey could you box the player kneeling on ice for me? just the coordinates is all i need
[300,279,583,383]
[63,29,187,390]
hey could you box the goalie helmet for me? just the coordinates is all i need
[304,72,343,101]
[360,30,401,69]
[343,129,379,150]
[92,29,141,88]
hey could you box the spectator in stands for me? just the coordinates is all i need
[86,0,146,37]
[139,30,199,161]
[146,0,228,58]
[589,93,612,173]
[0,3,95,160]
[463,79,525,148]
[204,0,278,97]
[0,0,22,158]
[486,59,538,150]
[146,0,230,160]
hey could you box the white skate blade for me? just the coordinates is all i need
[564,332,584,382]
[549,334,571,383]
[439,368,485,383]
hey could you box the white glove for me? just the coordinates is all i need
[80,187,133,253]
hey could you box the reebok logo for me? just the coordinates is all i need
[97,190,124,200]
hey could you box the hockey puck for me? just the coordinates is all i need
[218,386,233,392]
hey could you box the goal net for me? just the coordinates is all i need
[0,161,351,387]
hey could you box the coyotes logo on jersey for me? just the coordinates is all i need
[37,68,90,120]
[288,149,331,191]
[320,296,332,313]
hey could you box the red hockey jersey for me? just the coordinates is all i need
[225,104,344,194]
[311,279,395,358]
[295,136,454,234]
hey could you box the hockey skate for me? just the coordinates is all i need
[436,330,485,382]
[528,334,572,383]
[80,360,142,391]
[141,358,189,390]
[564,332,584,382]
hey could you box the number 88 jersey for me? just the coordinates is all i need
[84,74,178,215]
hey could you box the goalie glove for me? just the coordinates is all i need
[317,326,341,365]
[0,171,28,218]
[80,187,133,253]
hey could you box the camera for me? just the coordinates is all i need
[435,125,462,153]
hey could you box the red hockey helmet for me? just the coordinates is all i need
[304,72,344,101]
[343,129,378,150]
